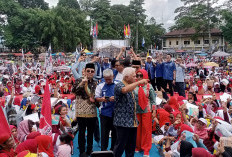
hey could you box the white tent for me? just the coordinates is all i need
[212,51,230,57]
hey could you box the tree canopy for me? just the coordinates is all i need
[0,0,165,53]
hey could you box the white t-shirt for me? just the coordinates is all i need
[115,72,123,81]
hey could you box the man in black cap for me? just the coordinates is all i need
[72,63,99,157]
[131,60,141,72]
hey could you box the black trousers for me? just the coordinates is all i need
[77,117,97,155]
[150,78,156,91]
[163,79,174,96]
[175,82,186,97]
[156,77,164,91]
[113,126,137,157]
[94,117,100,143]
[100,115,116,151]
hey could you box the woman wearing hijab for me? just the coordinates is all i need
[194,118,208,140]
[134,69,156,157]
[169,97,179,111]
[15,139,38,154]
[17,120,36,143]
[179,141,194,157]
[0,133,16,157]
[35,135,54,157]
[152,108,171,135]
[4,81,13,96]
[9,125,19,146]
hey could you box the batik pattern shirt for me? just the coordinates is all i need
[72,79,98,118]
[113,81,138,128]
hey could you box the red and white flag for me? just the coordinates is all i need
[0,106,11,136]
[39,80,52,136]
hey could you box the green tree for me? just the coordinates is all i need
[221,10,232,44]
[57,0,80,10]
[91,0,116,39]
[129,0,146,50]
[172,0,219,44]
[144,17,166,50]
[17,0,49,10]
[79,0,95,13]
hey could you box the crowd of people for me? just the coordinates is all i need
[1,47,232,157]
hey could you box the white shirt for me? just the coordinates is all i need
[115,72,123,81]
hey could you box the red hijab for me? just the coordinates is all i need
[163,104,173,113]
[9,125,19,145]
[157,109,171,127]
[192,148,213,157]
[136,69,149,110]
[15,139,38,154]
[169,96,179,111]
[35,135,54,157]
[171,110,183,129]
[179,124,193,135]
[197,80,203,91]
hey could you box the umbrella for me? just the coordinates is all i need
[176,50,185,53]
[186,62,197,67]
[86,52,93,55]
[196,53,208,56]
[194,51,202,54]
[212,51,230,57]
[53,65,70,72]
[203,62,219,67]
[83,49,90,53]
[25,51,34,56]
[56,52,65,56]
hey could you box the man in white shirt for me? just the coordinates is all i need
[114,60,124,81]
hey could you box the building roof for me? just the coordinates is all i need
[165,28,222,37]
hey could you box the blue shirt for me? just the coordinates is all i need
[95,81,119,117]
[145,62,155,80]
[101,63,111,72]
[113,82,138,127]
[71,61,87,80]
[163,61,176,80]
[155,63,163,78]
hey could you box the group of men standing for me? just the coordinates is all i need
[71,49,185,157]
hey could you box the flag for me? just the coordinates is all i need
[21,48,25,70]
[90,22,93,36]
[0,106,11,136]
[22,48,24,60]
[93,26,96,38]
[125,26,128,38]
[39,80,52,136]
[96,23,98,37]
[142,37,145,47]
[124,25,126,37]
[128,24,131,38]
[146,50,149,58]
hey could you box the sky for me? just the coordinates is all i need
[44,0,227,30]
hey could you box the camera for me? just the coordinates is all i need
[126,47,131,50]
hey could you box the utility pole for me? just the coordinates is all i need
[135,18,139,51]
[207,0,212,53]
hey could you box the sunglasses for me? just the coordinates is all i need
[136,74,143,78]
[82,55,86,56]
[87,70,95,73]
